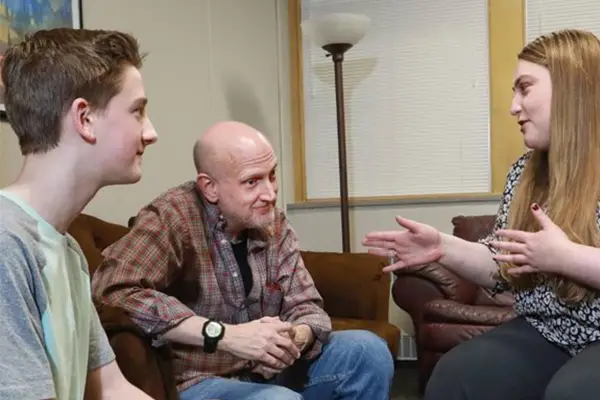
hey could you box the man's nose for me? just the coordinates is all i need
[143,118,158,145]
[262,181,277,201]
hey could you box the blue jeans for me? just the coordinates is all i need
[179,330,395,400]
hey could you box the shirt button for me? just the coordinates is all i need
[220,239,227,245]
[232,272,238,277]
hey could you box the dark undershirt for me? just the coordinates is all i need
[231,236,253,297]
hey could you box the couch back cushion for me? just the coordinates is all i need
[68,214,130,275]
[300,251,389,321]
[451,215,495,242]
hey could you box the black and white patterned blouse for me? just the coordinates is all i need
[480,152,600,355]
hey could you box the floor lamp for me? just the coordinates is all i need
[301,13,370,252]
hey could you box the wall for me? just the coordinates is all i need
[0,0,293,224]
[0,0,501,340]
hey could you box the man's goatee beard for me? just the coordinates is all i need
[256,216,276,238]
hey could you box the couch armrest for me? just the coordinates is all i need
[394,262,479,304]
[300,251,389,322]
[108,331,177,400]
[423,299,516,326]
[96,305,178,400]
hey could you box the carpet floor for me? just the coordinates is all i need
[390,362,421,400]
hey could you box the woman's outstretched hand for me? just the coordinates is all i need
[362,216,443,272]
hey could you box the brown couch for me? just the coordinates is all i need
[68,213,400,399]
[391,214,516,393]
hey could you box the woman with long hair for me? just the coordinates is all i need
[363,29,600,399]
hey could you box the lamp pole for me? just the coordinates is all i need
[323,43,352,253]
[301,13,370,253]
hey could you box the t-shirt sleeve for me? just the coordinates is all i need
[88,304,116,371]
[0,240,56,399]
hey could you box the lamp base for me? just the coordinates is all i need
[322,43,353,61]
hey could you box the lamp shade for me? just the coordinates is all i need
[301,13,370,48]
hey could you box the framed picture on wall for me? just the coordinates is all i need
[0,0,83,120]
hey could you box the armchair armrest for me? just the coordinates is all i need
[423,299,516,326]
[391,262,479,333]
[394,262,479,304]
[96,304,178,400]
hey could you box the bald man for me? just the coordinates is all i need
[92,121,394,400]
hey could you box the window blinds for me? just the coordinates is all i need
[527,0,600,41]
[300,0,490,199]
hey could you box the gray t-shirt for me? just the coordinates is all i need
[0,191,115,399]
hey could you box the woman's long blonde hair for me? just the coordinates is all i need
[500,29,600,304]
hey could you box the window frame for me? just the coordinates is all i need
[288,0,526,203]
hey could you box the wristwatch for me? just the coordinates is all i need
[202,319,225,353]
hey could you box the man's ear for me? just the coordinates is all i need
[70,98,97,144]
[197,172,218,203]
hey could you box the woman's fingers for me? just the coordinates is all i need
[382,260,407,273]
[492,252,528,265]
[395,216,422,233]
[506,265,536,275]
[363,231,400,243]
[362,238,396,249]
[489,240,526,254]
[366,247,394,257]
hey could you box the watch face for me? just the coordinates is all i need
[205,321,223,338]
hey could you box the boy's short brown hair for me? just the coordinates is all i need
[1,28,145,155]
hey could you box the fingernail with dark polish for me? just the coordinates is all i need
[531,203,539,211]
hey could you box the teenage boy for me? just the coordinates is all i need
[0,28,157,399]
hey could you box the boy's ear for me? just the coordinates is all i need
[71,98,96,144]
[196,173,218,203]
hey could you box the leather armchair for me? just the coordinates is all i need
[391,214,516,393]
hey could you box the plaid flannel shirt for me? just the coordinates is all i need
[91,181,331,391]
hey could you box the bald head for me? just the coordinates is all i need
[193,121,273,178]
[194,121,279,231]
